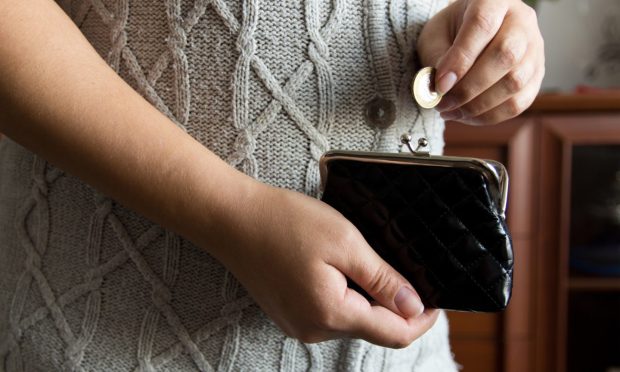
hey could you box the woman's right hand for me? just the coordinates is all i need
[217,185,439,348]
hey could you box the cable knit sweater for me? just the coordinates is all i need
[0,0,458,370]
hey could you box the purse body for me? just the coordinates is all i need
[320,151,514,312]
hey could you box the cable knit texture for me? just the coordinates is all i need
[0,0,457,370]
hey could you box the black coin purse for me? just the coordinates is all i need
[319,135,513,312]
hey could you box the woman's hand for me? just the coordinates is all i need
[216,185,439,348]
[417,0,545,125]
[0,0,436,349]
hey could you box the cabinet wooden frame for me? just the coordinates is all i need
[537,114,620,372]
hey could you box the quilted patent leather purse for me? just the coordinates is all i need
[320,135,513,312]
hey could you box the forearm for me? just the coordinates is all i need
[0,0,261,257]
[0,1,450,349]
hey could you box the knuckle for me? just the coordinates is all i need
[527,7,538,22]
[368,265,398,300]
[471,9,498,35]
[331,224,361,260]
[505,97,523,117]
[496,39,522,68]
[451,47,477,71]
[505,69,527,93]
[523,5,538,22]
[335,223,360,249]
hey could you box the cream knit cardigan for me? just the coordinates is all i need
[0,0,458,370]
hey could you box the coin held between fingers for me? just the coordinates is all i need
[412,67,443,109]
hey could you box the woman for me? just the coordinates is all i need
[0,0,543,370]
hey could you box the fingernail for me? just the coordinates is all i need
[441,109,462,121]
[394,287,424,317]
[437,71,457,95]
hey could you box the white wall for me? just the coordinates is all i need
[537,0,620,92]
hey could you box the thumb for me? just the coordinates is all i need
[341,246,425,318]
[415,7,455,96]
[429,0,507,95]
[416,5,453,69]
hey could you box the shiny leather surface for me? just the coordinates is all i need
[321,159,513,312]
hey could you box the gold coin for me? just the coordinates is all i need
[412,67,442,109]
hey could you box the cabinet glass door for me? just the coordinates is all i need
[568,145,620,372]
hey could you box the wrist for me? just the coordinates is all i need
[175,147,273,263]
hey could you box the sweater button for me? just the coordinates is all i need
[365,97,396,129]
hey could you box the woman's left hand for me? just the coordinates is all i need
[417,0,545,125]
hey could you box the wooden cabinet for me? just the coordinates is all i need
[443,94,620,372]
[537,113,620,372]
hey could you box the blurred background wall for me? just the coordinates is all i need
[537,0,620,92]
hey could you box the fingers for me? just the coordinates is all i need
[436,15,529,112]
[342,289,440,348]
[433,1,544,125]
[435,0,509,94]
[416,6,454,67]
[440,45,541,121]
[299,286,439,348]
[461,67,543,125]
[330,235,425,319]
[293,265,436,348]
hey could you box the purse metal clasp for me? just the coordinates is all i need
[401,134,430,156]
